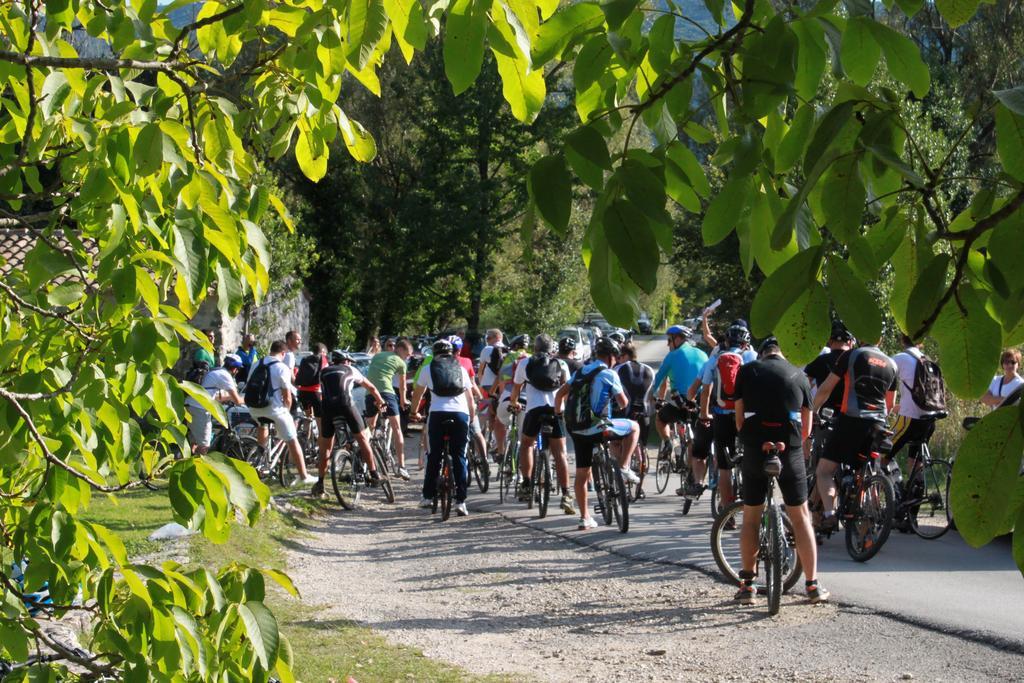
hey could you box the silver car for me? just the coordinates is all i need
[556,327,592,362]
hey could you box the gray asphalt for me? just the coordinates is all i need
[469,335,1024,650]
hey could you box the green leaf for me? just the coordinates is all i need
[666,141,711,198]
[589,232,640,327]
[528,154,572,233]
[492,49,546,124]
[867,22,930,98]
[994,86,1024,117]
[603,198,658,293]
[46,282,85,307]
[348,0,389,71]
[820,153,865,241]
[619,159,668,225]
[203,451,267,525]
[600,0,640,30]
[750,246,823,336]
[532,2,604,66]
[905,253,950,336]
[996,104,1024,182]
[792,18,826,101]
[932,286,1002,398]
[237,601,280,670]
[935,0,980,27]
[950,406,1023,548]
[338,113,377,163]
[776,104,815,173]
[564,127,610,189]
[295,130,328,182]
[573,35,612,92]
[825,257,882,342]
[444,0,489,95]
[702,175,752,246]
[805,101,855,173]
[263,569,300,598]
[776,282,831,366]
[840,16,880,86]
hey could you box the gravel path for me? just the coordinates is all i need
[285,490,1023,682]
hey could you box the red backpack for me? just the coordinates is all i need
[712,351,744,409]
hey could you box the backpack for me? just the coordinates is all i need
[185,360,209,385]
[295,354,322,388]
[320,364,355,408]
[429,356,465,397]
[712,351,743,409]
[486,345,506,377]
[244,359,278,408]
[564,367,604,432]
[906,352,947,413]
[526,355,563,391]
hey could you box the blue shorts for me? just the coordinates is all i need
[365,392,401,418]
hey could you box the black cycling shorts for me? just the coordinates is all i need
[712,413,739,469]
[522,406,564,439]
[823,413,884,468]
[322,402,364,439]
[657,400,690,425]
[298,391,322,418]
[740,439,808,507]
[692,419,713,460]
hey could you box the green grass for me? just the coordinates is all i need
[85,486,508,683]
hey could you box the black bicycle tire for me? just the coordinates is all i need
[909,460,952,540]
[766,505,783,616]
[330,450,358,510]
[375,449,395,504]
[527,454,537,510]
[538,451,550,518]
[631,448,647,502]
[500,441,518,504]
[612,461,629,533]
[592,461,611,526]
[654,445,671,494]
[277,443,290,487]
[710,502,802,592]
[845,472,895,562]
[477,449,491,493]
[440,454,454,521]
[682,498,693,515]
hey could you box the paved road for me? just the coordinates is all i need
[468,335,1024,649]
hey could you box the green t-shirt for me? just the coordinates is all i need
[367,351,407,396]
[194,347,215,367]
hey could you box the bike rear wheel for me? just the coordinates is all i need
[607,459,629,533]
[654,444,672,494]
[710,502,802,593]
[631,448,647,502]
[439,454,454,521]
[592,463,611,526]
[330,450,359,510]
[499,442,518,504]
[374,450,395,504]
[845,472,896,562]
[537,451,551,518]
[908,460,952,540]
[472,442,491,493]
[766,505,784,616]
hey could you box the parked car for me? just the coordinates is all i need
[556,327,592,362]
[637,312,652,335]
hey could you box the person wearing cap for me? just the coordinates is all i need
[732,337,829,605]
[185,354,246,455]
[557,336,583,375]
[804,321,855,411]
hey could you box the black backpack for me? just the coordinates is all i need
[185,360,209,385]
[320,364,356,408]
[905,352,947,413]
[486,345,506,376]
[526,355,564,391]
[564,366,603,432]
[295,354,322,387]
[244,359,279,408]
[430,356,465,397]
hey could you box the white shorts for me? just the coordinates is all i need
[497,397,525,430]
[187,404,213,448]
[248,404,298,442]
[470,413,482,436]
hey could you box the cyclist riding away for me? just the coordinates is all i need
[448,335,489,472]
[614,342,655,482]
[557,336,583,376]
[185,353,245,455]
[733,337,829,604]
[365,338,413,480]
[295,342,328,431]
[493,335,529,465]
[652,325,709,494]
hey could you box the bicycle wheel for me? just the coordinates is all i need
[440,455,454,521]
[330,450,359,510]
[609,460,629,533]
[592,461,611,525]
[909,460,952,540]
[374,450,395,504]
[473,442,491,493]
[277,444,291,487]
[711,502,801,592]
[654,444,672,494]
[845,472,896,562]
[766,505,784,616]
[630,448,647,502]
[537,451,551,518]
[499,441,518,504]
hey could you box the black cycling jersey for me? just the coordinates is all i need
[560,356,583,376]
[735,355,811,449]
[320,364,360,409]
[616,360,653,412]
[834,346,898,421]
[804,348,845,410]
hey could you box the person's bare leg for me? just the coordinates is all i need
[552,438,569,490]
[519,435,534,482]
[389,414,406,467]
[317,436,333,478]
[740,504,765,575]
[617,427,639,469]
[816,460,839,515]
[691,456,708,485]
[575,467,591,518]
[354,430,376,472]
[787,503,819,582]
[719,468,734,506]
[287,439,307,477]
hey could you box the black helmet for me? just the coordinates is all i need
[557,336,577,354]
[726,324,750,346]
[595,337,620,358]
[830,320,855,343]
[534,333,554,354]
[758,336,780,356]
[432,339,453,356]
[609,331,626,344]
[331,349,353,364]
[510,334,530,351]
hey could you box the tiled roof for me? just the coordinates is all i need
[0,228,97,284]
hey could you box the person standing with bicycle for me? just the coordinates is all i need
[185,354,246,455]
[733,337,828,605]
[365,338,413,480]
[411,339,476,517]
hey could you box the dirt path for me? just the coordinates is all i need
[285,494,1022,682]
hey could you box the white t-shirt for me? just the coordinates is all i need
[893,348,938,419]
[416,363,472,414]
[988,374,1023,403]
[258,356,295,410]
[479,345,499,386]
[513,356,570,412]
[185,367,237,409]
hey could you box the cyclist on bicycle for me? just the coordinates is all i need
[804,321,855,411]
[554,337,639,530]
[185,353,245,455]
[812,339,898,532]
[614,342,654,481]
[448,335,489,467]
[733,337,829,604]
[314,350,388,496]
[365,338,413,480]
[493,335,530,465]
[411,339,476,517]
[557,336,583,376]
[652,325,708,493]
[510,334,576,515]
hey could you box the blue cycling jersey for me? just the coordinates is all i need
[653,344,709,396]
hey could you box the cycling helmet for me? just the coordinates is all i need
[509,334,530,351]
[534,333,554,354]
[758,336,780,355]
[331,349,353,364]
[595,337,620,358]
[609,331,626,344]
[222,353,243,369]
[447,334,464,351]
[830,320,855,343]
[557,336,577,354]
[666,324,693,340]
[432,339,454,356]
[725,324,751,346]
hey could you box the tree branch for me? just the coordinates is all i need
[0,49,184,74]
[0,280,97,342]
[169,2,245,61]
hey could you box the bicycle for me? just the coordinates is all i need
[710,441,743,518]
[888,435,952,540]
[431,418,458,521]
[369,413,399,475]
[469,426,491,493]
[625,407,649,502]
[329,418,395,509]
[527,415,559,518]
[280,412,320,484]
[710,441,802,615]
[497,401,525,504]
[591,425,629,533]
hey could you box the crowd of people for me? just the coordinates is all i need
[182,313,1023,608]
